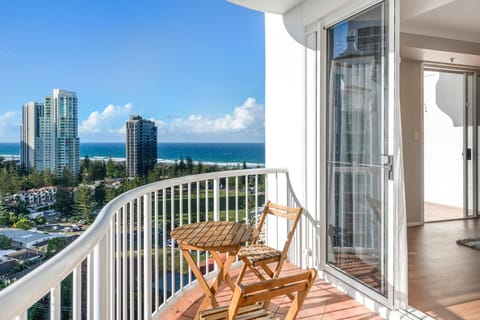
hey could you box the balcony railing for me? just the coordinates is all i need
[0,168,305,320]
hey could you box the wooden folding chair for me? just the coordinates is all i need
[236,201,303,286]
[199,268,317,320]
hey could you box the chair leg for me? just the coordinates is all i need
[236,263,248,285]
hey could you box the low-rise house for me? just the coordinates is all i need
[14,187,56,206]
[0,228,65,249]
[4,249,42,264]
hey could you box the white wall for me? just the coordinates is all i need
[424,71,464,208]
[265,13,306,197]
[400,60,423,224]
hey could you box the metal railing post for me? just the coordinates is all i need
[143,192,152,319]
[213,177,220,221]
[93,234,108,320]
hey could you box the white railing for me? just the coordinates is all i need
[0,168,303,320]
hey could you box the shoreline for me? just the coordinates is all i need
[0,154,265,168]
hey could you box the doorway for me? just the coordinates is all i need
[423,69,478,221]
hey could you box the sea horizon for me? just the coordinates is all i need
[0,142,265,167]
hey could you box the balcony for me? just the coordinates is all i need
[0,168,379,319]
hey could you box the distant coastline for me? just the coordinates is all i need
[0,142,265,167]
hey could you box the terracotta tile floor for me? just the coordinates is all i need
[159,262,382,320]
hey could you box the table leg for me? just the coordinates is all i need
[211,250,237,291]
[179,248,219,311]
[193,250,238,320]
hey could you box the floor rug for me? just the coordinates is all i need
[456,238,480,250]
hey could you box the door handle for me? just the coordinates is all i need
[381,154,393,181]
[464,148,472,161]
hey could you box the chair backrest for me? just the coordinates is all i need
[254,201,303,256]
[228,268,317,320]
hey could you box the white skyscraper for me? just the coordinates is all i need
[20,89,80,176]
[51,89,80,177]
[20,102,44,170]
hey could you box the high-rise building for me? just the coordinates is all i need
[126,115,157,177]
[51,89,80,177]
[20,89,80,176]
[20,102,44,170]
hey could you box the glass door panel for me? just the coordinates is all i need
[466,74,474,216]
[326,2,389,295]
[423,71,478,219]
[423,71,465,220]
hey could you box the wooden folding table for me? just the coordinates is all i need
[171,221,256,319]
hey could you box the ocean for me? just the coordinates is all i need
[0,142,265,166]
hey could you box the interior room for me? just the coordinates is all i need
[400,0,480,318]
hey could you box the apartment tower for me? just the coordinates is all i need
[20,89,80,176]
[126,115,157,177]
[20,102,44,170]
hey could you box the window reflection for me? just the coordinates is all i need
[326,2,388,295]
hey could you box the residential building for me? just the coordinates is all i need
[51,89,80,177]
[20,102,44,170]
[14,186,56,206]
[0,228,65,249]
[126,115,157,177]
[21,89,80,176]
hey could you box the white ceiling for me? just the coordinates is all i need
[401,0,480,43]
[400,0,480,65]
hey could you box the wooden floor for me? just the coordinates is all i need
[160,262,381,320]
[408,218,480,319]
[424,202,464,222]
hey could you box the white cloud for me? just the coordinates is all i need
[155,98,265,142]
[0,111,20,142]
[79,98,265,142]
[79,103,133,141]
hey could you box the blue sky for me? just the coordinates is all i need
[0,0,265,142]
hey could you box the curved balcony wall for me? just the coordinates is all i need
[0,168,304,320]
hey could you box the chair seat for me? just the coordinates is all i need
[199,303,269,320]
[238,244,282,265]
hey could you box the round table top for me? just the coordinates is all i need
[171,221,257,252]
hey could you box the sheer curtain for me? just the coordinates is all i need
[326,15,387,295]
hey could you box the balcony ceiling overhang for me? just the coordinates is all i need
[401,0,480,64]
[227,0,303,14]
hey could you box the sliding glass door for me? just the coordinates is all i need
[326,1,390,296]
[423,70,479,220]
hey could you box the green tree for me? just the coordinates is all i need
[122,177,142,192]
[8,212,18,226]
[35,215,46,225]
[46,237,71,258]
[0,278,16,290]
[186,156,194,174]
[0,199,10,226]
[0,211,9,226]
[55,187,74,216]
[177,158,187,176]
[0,234,12,249]
[89,161,106,181]
[105,186,117,203]
[94,183,106,206]
[194,161,204,174]
[83,155,91,172]
[57,167,77,187]
[13,217,34,230]
[106,157,115,178]
[41,170,55,186]
[13,199,28,215]
[74,185,94,223]
[30,168,44,188]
